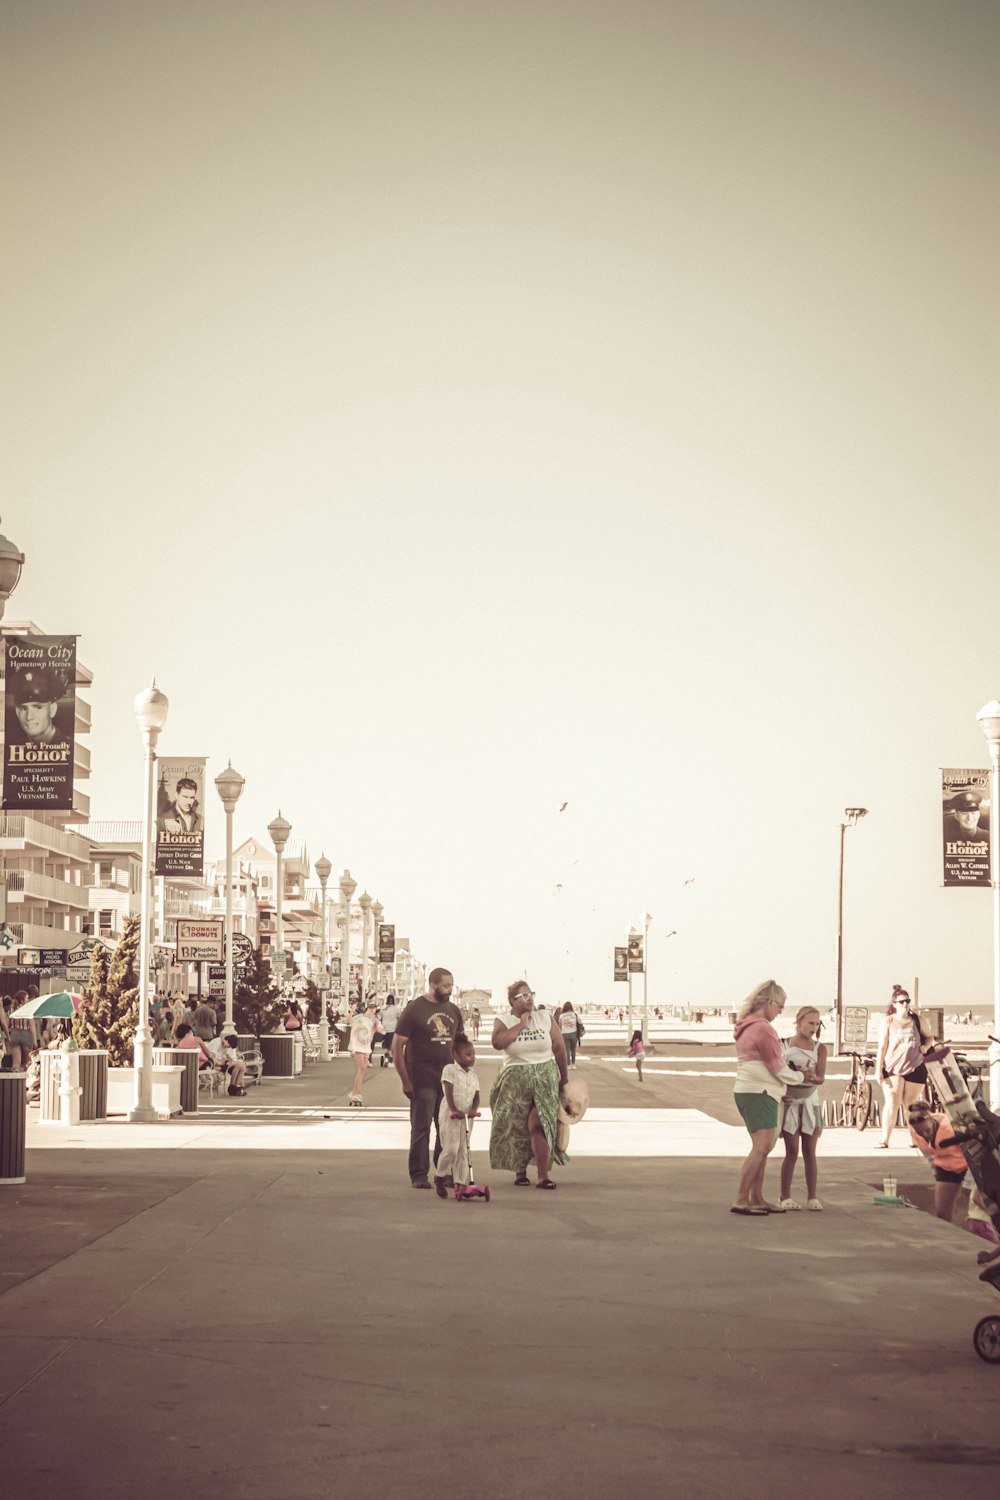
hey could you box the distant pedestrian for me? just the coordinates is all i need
[193,997,217,1042]
[875,990,934,1148]
[470,1006,481,1041]
[778,1007,827,1210]
[348,1002,382,1106]
[559,1003,580,1067]
[392,969,464,1188]
[283,998,304,1032]
[435,1035,481,1196]
[629,1029,645,1081]
[731,981,799,1216]
[379,994,400,1068]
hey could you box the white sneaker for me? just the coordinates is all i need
[807,1198,823,1211]
[778,1198,801,1210]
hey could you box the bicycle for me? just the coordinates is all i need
[842,1051,876,1130]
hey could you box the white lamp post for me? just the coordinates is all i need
[129,681,169,1123]
[215,763,245,1037]
[315,854,332,1060]
[371,899,384,1001]
[835,808,869,1056]
[0,518,25,620]
[626,925,639,1037]
[977,702,1000,1104]
[358,890,372,1003]
[339,868,356,1013]
[268,812,291,986]
[639,910,652,1045]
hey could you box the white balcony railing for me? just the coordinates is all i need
[4,869,89,908]
[0,815,91,862]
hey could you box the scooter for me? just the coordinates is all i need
[452,1111,490,1202]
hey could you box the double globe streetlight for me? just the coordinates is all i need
[338,868,356,1014]
[0,518,25,621]
[267,812,292,985]
[314,854,332,1060]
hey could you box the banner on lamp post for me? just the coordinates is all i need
[378,923,395,964]
[941,768,990,887]
[614,947,628,982]
[155,757,207,876]
[2,635,77,810]
[628,934,644,973]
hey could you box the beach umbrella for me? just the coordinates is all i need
[9,991,83,1019]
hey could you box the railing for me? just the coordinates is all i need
[1,920,77,949]
[0,816,91,861]
[4,870,89,907]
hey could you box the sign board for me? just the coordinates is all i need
[378,923,395,964]
[614,947,628,982]
[628,935,644,973]
[272,949,287,976]
[176,918,224,963]
[66,938,112,966]
[317,976,331,991]
[0,927,15,952]
[18,947,41,966]
[40,948,67,967]
[207,964,226,998]
[67,964,90,985]
[922,1006,944,1042]
[842,1006,869,1049]
[228,932,254,966]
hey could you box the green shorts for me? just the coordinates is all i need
[735,1091,779,1132]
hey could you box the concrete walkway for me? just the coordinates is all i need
[2,1053,998,1499]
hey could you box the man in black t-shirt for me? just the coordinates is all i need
[392,967,463,1188]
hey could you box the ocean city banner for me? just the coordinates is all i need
[614,947,628,982]
[155,757,207,876]
[378,923,395,964]
[2,635,76,810]
[941,768,990,887]
[628,933,644,973]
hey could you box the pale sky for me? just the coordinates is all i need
[3,1,998,1011]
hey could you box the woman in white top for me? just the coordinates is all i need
[558,1003,580,1067]
[874,990,933,1148]
[489,982,570,1190]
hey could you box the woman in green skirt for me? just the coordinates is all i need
[489,981,570,1189]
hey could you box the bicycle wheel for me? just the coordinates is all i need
[840,1082,857,1128]
[973,1315,1000,1364]
[854,1080,873,1131]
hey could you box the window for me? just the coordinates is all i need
[98,909,113,936]
[98,859,113,883]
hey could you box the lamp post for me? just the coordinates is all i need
[977,702,1000,1105]
[371,899,383,1001]
[835,807,868,1056]
[626,925,639,1037]
[129,681,169,1123]
[315,854,332,1060]
[268,812,291,988]
[358,891,372,1003]
[339,868,356,1014]
[639,910,652,1045]
[214,763,245,1038]
[0,518,25,620]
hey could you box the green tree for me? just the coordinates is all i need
[71,917,141,1066]
[233,947,282,1038]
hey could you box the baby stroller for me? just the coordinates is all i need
[924,1043,1000,1362]
[451,1111,490,1202]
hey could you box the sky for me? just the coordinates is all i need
[2,0,999,1012]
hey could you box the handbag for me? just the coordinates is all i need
[576,1018,585,1039]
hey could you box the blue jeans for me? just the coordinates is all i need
[408,1083,444,1183]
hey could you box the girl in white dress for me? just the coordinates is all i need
[778,1007,827,1211]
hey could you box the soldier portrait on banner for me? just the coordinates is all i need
[2,635,76,810]
[155,757,207,876]
[941,768,990,887]
[628,933,644,973]
[614,946,628,982]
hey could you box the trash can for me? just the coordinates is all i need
[259,1033,295,1078]
[79,1050,108,1120]
[153,1046,199,1113]
[0,1072,27,1185]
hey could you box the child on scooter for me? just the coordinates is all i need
[435,1035,480,1197]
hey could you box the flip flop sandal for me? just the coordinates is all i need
[536,1179,557,1190]
[730,1206,768,1216]
[514,1173,531,1186]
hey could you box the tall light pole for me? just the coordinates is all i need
[130,681,169,1123]
[371,899,383,1001]
[639,910,652,1045]
[358,890,372,1003]
[339,868,356,1013]
[215,762,245,1037]
[977,702,1000,1105]
[835,807,868,1056]
[268,812,291,987]
[626,925,639,1037]
[315,854,332,1059]
[0,519,25,620]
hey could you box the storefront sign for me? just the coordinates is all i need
[176,918,224,962]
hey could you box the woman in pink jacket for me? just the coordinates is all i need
[731,980,802,1216]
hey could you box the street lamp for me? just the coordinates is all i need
[215,762,245,1037]
[339,868,356,1013]
[371,899,384,1001]
[977,702,1000,1104]
[626,925,639,1037]
[639,910,652,1045]
[315,854,332,1060]
[358,890,372,1003]
[129,680,169,1123]
[0,519,25,620]
[267,812,291,987]
[835,807,868,1056]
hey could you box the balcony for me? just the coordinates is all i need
[74,695,92,733]
[1,920,79,949]
[0,815,91,862]
[5,870,90,909]
[73,742,92,778]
